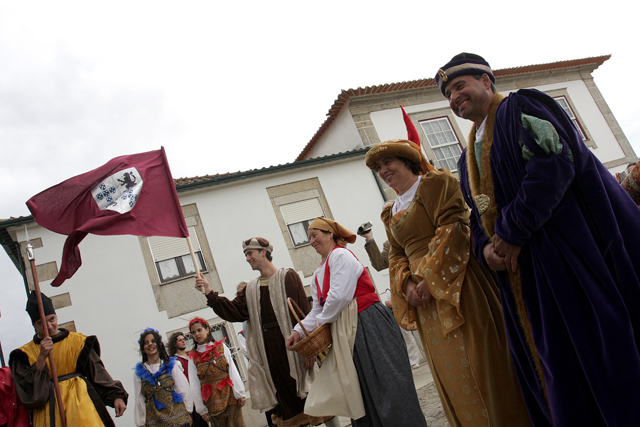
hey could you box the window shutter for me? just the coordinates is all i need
[148,226,201,261]
[280,198,324,225]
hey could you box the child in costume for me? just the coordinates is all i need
[188,318,246,427]
[133,328,193,427]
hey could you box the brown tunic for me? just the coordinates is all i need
[206,269,311,422]
[364,239,390,271]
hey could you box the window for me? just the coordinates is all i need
[554,96,587,141]
[280,198,324,247]
[148,226,207,283]
[420,118,462,172]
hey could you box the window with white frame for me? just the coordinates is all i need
[420,117,462,172]
[554,96,587,141]
[280,198,324,247]
[148,226,207,283]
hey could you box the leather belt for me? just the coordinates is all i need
[262,321,280,332]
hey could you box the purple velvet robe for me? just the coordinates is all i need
[459,89,640,427]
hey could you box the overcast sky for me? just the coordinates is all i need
[1,1,638,362]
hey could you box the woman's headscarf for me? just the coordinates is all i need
[308,217,356,248]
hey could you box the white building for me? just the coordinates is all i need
[0,55,634,427]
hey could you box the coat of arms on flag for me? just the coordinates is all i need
[91,167,143,213]
[27,147,189,286]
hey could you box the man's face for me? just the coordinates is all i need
[34,314,58,337]
[175,334,187,350]
[244,248,267,271]
[445,74,494,125]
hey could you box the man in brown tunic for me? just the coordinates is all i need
[195,237,337,427]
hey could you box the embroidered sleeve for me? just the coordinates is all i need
[519,113,573,162]
[413,171,471,335]
[413,221,470,335]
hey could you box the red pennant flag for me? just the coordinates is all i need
[26,147,189,286]
[401,106,421,146]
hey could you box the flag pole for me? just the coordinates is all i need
[186,236,205,294]
[25,226,67,427]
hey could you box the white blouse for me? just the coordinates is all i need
[133,359,194,427]
[392,175,421,215]
[294,247,363,338]
[189,342,245,417]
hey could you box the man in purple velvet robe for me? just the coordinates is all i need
[435,53,640,426]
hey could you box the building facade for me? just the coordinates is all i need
[0,55,634,427]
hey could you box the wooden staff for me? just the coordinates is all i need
[186,235,205,294]
[25,226,67,427]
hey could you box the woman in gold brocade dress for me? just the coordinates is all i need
[365,138,532,427]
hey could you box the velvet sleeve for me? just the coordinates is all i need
[8,348,50,409]
[383,207,418,332]
[364,239,390,271]
[78,336,128,407]
[205,289,250,322]
[495,112,575,247]
[284,268,311,325]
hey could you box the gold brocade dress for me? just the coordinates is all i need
[382,170,531,427]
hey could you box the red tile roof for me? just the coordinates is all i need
[295,55,611,161]
[173,171,242,186]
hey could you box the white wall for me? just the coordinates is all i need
[304,100,364,160]
[178,155,389,291]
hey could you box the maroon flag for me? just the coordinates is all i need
[27,147,189,286]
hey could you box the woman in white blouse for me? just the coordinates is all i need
[286,217,427,427]
[133,328,193,427]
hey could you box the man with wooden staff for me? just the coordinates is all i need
[9,292,128,427]
[195,237,338,427]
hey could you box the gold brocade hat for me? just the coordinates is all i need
[365,106,434,175]
[365,139,434,175]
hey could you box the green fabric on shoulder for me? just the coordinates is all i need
[519,113,573,162]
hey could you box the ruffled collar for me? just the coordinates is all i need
[189,338,226,364]
[135,357,176,384]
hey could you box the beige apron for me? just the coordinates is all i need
[303,299,365,419]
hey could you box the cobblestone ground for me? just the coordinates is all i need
[339,381,449,427]
[417,381,449,427]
